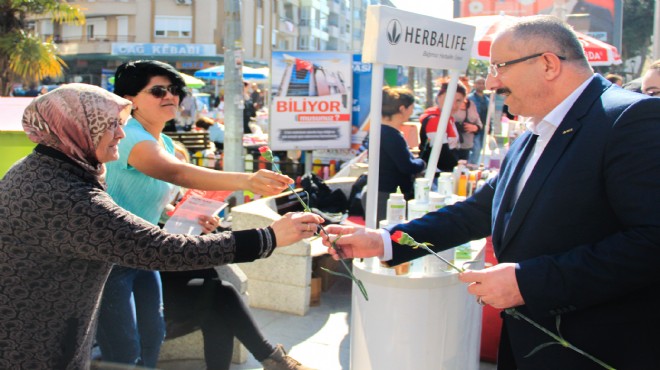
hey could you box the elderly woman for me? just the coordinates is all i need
[0,83,322,369]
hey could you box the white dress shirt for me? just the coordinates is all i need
[378,76,594,261]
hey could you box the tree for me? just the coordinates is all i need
[621,0,654,75]
[0,0,84,96]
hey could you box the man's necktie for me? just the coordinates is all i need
[501,134,538,236]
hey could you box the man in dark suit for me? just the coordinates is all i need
[323,15,660,370]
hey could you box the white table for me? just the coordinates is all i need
[350,239,485,370]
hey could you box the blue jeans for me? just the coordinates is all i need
[97,267,165,367]
[469,130,485,165]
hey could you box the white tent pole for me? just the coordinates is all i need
[365,63,384,229]
[480,92,497,167]
[424,69,460,182]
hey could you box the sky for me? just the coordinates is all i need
[388,0,455,20]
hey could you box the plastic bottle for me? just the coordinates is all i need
[414,178,430,204]
[428,193,446,212]
[457,171,468,197]
[329,160,337,177]
[437,173,454,197]
[452,160,467,194]
[386,187,407,225]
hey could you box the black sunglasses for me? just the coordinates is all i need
[140,85,185,99]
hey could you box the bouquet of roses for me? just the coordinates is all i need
[259,146,368,300]
[390,230,615,370]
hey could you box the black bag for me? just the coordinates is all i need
[300,173,348,214]
[346,173,368,217]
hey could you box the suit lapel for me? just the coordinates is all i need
[498,76,610,251]
[492,132,537,248]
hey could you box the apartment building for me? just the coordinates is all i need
[28,0,370,86]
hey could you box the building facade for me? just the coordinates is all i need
[29,0,371,86]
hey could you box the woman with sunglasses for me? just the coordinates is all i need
[96,60,305,369]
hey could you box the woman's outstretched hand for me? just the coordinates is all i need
[246,169,294,196]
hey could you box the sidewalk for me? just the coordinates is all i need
[157,278,497,370]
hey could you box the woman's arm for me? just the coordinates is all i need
[128,140,291,196]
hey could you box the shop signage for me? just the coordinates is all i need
[362,6,475,71]
[111,43,216,56]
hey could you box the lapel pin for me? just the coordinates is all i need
[562,128,574,135]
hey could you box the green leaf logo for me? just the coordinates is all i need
[386,19,402,45]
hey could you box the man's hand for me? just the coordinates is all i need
[322,225,385,260]
[458,263,524,309]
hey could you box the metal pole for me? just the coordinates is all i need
[224,0,245,177]
[364,63,384,230]
[654,0,660,61]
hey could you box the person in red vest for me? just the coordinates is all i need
[418,81,467,172]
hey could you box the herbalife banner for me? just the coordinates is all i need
[269,51,353,151]
[362,6,475,70]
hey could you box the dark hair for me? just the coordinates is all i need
[113,60,187,101]
[605,73,623,84]
[382,86,415,118]
[437,81,467,99]
[195,116,214,130]
[509,15,590,70]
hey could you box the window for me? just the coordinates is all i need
[272,29,278,46]
[154,16,192,38]
[87,24,95,39]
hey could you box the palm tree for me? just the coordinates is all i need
[0,1,85,96]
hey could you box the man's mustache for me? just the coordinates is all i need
[496,88,511,96]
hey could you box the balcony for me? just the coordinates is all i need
[328,0,341,13]
[328,25,339,38]
[53,34,136,55]
[68,0,136,16]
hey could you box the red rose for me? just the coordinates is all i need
[258,146,270,153]
[391,230,404,243]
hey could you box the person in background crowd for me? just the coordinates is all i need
[243,82,257,134]
[195,116,225,152]
[322,15,660,369]
[179,93,198,130]
[641,59,660,97]
[418,81,467,172]
[97,60,299,368]
[605,73,624,86]
[452,90,483,161]
[367,86,425,222]
[467,76,490,165]
[0,83,321,369]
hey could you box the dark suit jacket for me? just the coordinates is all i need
[388,75,660,369]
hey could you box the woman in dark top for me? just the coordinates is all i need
[0,83,322,370]
[376,86,426,221]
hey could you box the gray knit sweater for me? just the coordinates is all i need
[0,146,275,369]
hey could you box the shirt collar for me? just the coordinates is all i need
[526,76,594,136]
